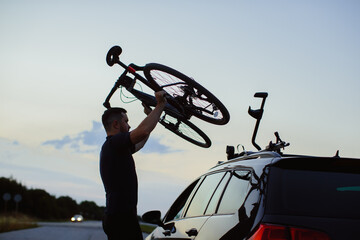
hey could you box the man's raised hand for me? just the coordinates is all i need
[155,91,167,106]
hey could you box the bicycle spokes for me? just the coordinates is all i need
[160,114,211,148]
[152,71,224,121]
[145,63,230,125]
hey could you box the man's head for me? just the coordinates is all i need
[102,107,130,135]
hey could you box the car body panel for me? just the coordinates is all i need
[193,213,238,240]
[149,216,210,239]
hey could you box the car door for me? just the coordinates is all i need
[193,170,257,240]
[151,171,229,240]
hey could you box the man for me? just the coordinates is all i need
[100,91,167,240]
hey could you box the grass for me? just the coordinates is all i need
[0,213,38,233]
[140,224,156,234]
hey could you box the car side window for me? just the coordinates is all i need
[163,179,200,222]
[217,170,251,214]
[204,172,231,215]
[185,172,226,218]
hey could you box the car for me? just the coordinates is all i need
[142,93,360,239]
[70,214,84,222]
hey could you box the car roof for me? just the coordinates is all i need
[207,151,360,176]
[208,151,280,176]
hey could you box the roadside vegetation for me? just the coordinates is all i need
[0,213,38,233]
[0,177,104,221]
[140,224,156,234]
[1,177,156,234]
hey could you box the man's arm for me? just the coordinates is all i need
[130,91,166,145]
[133,103,152,152]
[134,135,149,152]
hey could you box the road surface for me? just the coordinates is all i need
[0,221,149,240]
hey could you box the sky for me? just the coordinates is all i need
[1,0,359,215]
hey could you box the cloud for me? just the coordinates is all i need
[42,121,176,154]
[80,121,104,146]
[42,135,73,149]
[140,137,180,154]
[42,121,105,153]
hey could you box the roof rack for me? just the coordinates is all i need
[226,146,282,160]
[219,150,281,166]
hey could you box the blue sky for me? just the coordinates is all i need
[1,0,359,215]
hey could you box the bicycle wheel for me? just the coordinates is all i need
[159,113,211,148]
[129,89,211,148]
[143,63,230,125]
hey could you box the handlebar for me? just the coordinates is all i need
[103,71,130,109]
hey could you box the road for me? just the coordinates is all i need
[0,221,149,240]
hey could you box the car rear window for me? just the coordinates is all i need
[266,158,360,219]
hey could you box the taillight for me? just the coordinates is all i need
[248,224,330,240]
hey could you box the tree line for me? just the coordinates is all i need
[0,177,104,220]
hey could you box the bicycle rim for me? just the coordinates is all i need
[160,114,211,148]
[144,63,230,125]
[129,89,211,148]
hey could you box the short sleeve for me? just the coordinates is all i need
[109,132,134,150]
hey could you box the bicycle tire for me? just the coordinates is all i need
[159,114,211,148]
[143,63,230,125]
[129,89,211,148]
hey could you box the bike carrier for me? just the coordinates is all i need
[227,92,290,160]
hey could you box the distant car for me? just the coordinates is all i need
[71,214,84,222]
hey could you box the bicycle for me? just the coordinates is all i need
[103,46,230,148]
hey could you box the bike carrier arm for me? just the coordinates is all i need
[248,92,268,151]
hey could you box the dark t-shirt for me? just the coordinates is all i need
[100,132,137,215]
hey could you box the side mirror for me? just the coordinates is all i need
[142,210,164,228]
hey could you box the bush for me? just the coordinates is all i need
[0,213,38,233]
[0,177,104,220]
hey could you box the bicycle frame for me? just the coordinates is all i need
[103,64,152,108]
[104,61,191,120]
[103,68,212,148]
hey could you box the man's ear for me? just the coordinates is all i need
[112,120,120,130]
